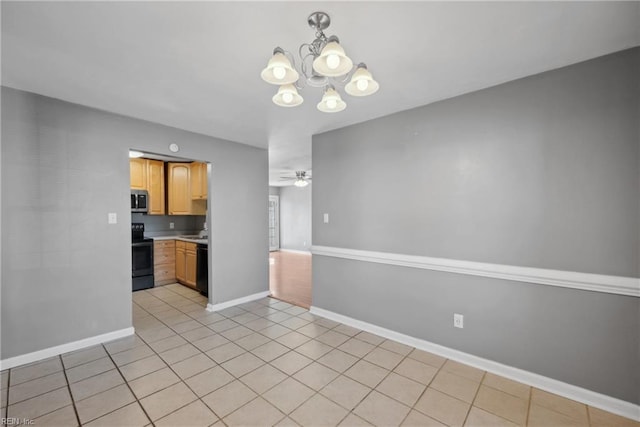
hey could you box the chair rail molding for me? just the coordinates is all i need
[311,245,640,297]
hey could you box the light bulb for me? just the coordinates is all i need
[326,54,340,70]
[326,98,337,109]
[282,92,293,104]
[273,66,286,80]
[356,79,369,91]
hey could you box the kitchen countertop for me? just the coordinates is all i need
[152,235,208,245]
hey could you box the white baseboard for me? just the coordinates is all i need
[278,249,312,255]
[310,306,640,422]
[206,291,270,312]
[0,327,135,371]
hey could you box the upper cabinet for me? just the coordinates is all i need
[132,159,207,216]
[129,158,147,190]
[167,162,207,215]
[147,160,165,215]
[190,162,208,200]
[129,158,165,215]
[167,163,192,215]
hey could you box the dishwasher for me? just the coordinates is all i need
[196,244,208,296]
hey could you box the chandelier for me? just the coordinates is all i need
[261,11,379,113]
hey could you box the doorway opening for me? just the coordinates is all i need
[268,187,312,309]
[129,149,211,311]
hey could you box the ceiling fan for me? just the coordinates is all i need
[280,171,312,187]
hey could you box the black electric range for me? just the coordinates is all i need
[132,223,154,291]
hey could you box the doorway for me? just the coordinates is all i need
[129,149,211,309]
[268,187,312,309]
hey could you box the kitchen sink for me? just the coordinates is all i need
[180,235,208,240]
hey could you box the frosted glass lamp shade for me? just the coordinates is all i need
[317,87,346,113]
[312,37,353,77]
[345,64,379,96]
[272,84,303,107]
[261,50,299,85]
[294,178,309,187]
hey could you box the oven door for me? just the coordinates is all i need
[132,241,154,277]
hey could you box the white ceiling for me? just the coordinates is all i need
[2,2,639,186]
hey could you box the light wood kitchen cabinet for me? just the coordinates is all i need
[167,162,207,216]
[167,163,192,215]
[175,240,186,283]
[154,240,175,285]
[129,158,147,190]
[147,160,165,215]
[185,244,197,286]
[130,158,165,215]
[190,162,208,200]
[175,240,197,288]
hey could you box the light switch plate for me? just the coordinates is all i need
[323,213,329,223]
[108,213,117,224]
[454,313,464,328]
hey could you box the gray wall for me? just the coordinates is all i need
[269,186,280,196]
[1,87,269,360]
[312,48,639,403]
[280,184,312,251]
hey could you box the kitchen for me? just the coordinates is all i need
[130,152,210,298]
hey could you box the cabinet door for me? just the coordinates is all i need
[190,162,203,199]
[147,160,165,215]
[130,158,147,190]
[199,163,208,199]
[189,162,208,200]
[185,249,197,286]
[175,247,186,282]
[168,163,191,215]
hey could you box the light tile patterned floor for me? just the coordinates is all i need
[1,283,638,427]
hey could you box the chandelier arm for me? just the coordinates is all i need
[298,44,310,79]
[300,52,317,80]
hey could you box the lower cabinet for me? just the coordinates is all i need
[176,240,197,288]
[154,240,176,286]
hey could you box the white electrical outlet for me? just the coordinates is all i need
[108,213,117,224]
[169,222,175,229]
[454,313,464,329]
[323,213,329,223]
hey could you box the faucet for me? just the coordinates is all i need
[199,221,208,239]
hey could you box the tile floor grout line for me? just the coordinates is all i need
[527,386,535,426]
[3,366,11,423]
[5,360,73,423]
[58,354,82,427]
[99,343,154,427]
[219,394,288,425]
[461,370,487,427]
[3,369,65,406]
[402,354,448,423]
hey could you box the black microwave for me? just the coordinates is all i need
[131,190,148,213]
